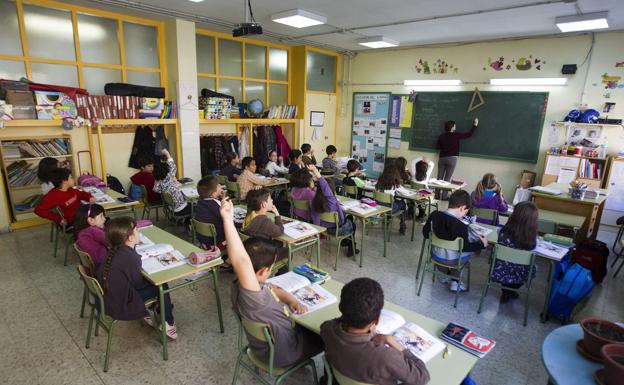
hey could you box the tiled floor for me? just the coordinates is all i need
[1,213,622,385]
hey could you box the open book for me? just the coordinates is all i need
[136,243,187,274]
[283,221,318,240]
[339,199,360,210]
[428,179,451,186]
[376,309,446,363]
[181,187,198,198]
[396,186,417,196]
[469,223,493,238]
[534,239,569,261]
[267,272,336,317]
[348,203,377,215]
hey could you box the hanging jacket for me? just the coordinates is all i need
[274,125,291,159]
[154,125,169,155]
[228,135,239,155]
[128,126,155,169]
[239,127,250,158]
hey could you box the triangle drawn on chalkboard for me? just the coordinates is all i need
[467,88,485,112]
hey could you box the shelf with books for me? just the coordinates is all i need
[3,154,73,162]
[8,184,41,191]
[541,152,608,188]
[199,118,299,124]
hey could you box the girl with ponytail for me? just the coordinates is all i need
[97,217,178,340]
[470,173,508,226]
[74,204,107,269]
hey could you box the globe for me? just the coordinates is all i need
[247,99,264,118]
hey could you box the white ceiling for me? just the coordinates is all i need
[81,0,624,52]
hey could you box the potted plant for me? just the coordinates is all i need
[580,318,624,359]
[601,344,624,385]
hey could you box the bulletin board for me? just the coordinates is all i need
[350,92,391,178]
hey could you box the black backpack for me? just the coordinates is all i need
[106,174,125,195]
[571,239,610,283]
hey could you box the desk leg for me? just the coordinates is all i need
[315,236,320,267]
[288,244,293,271]
[159,285,168,360]
[410,204,417,242]
[212,268,224,333]
[359,219,366,267]
[383,215,388,258]
[541,260,555,323]
[415,239,426,281]
[131,206,137,220]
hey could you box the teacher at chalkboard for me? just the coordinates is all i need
[435,117,479,199]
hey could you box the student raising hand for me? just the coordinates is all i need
[306,164,322,179]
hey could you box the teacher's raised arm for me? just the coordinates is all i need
[435,117,479,199]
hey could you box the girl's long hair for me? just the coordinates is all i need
[473,173,500,201]
[101,217,136,293]
[74,203,105,237]
[312,178,335,213]
[501,201,538,250]
[375,158,402,191]
[395,157,411,183]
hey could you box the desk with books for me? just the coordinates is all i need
[139,225,224,360]
[296,280,480,385]
[411,179,467,192]
[502,206,586,240]
[83,186,140,218]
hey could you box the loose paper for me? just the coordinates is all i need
[389,138,401,149]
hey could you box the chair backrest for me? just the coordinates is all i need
[192,218,217,246]
[240,317,277,375]
[161,192,175,207]
[373,190,394,205]
[319,212,340,235]
[238,231,250,242]
[140,184,149,205]
[342,184,358,198]
[537,219,557,235]
[217,175,229,185]
[431,233,464,252]
[333,366,376,385]
[53,206,66,228]
[493,243,534,266]
[226,181,240,202]
[77,264,106,316]
[291,199,311,216]
[74,243,95,272]
[472,207,498,224]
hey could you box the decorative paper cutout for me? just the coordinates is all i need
[484,55,545,71]
[415,59,459,74]
[601,73,623,89]
[615,61,624,68]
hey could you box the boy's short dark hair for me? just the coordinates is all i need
[241,156,254,169]
[346,159,360,172]
[301,143,311,153]
[137,156,154,169]
[339,278,384,328]
[326,145,337,156]
[243,237,277,272]
[50,167,72,188]
[152,159,169,181]
[225,152,238,163]
[197,176,219,199]
[448,189,471,209]
[288,149,302,162]
[246,188,271,211]
[415,161,428,181]
[444,120,456,132]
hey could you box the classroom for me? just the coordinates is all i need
[1,0,624,384]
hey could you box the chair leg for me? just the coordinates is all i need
[49,223,54,242]
[85,308,95,348]
[103,323,115,372]
[334,239,340,271]
[309,360,319,385]
[614,257,624,278]
[523,290,530,326]
[477,280,490,314]
[231,353,243,385]
[454,271,463,308]
[63,237,71,266]
[417,261,427,296]
[53,228,59,258]
[80,287,87,318]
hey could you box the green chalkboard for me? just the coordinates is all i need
[405,91,548,163]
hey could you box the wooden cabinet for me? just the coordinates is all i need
[541,153,609,189]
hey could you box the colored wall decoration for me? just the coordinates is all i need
[483,55,545,71]
[414,59,458,74]
[601,73,623,89]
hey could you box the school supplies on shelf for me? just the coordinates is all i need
[267,104,298,119]
[293,263,330,284]
[376,309,446,363]
[440,323,496,358]
[267,271,336,317]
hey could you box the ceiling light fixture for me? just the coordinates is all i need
[271,9,326,28]
[358,36,399,49]
[490,78,568,85]
[555,11,609,32]
[188,0,205,3]
[404,80,462,86]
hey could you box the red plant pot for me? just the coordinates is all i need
[601,344,624,385]
[580,318,624,359]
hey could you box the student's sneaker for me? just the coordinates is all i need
[449,281,467,292]
[438,277,450,284]
[162,322,178,340]
[143,316,154,327]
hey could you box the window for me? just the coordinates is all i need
[306,50,337,93]
[196,30,290,107]
[0,0,165,98]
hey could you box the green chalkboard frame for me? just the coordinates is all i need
[407,91,548,164]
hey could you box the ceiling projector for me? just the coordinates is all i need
[233,22,263,37]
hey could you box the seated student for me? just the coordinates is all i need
[38,157,59,195]
[195,176,226,250]
[221,199,324,367]
[289,169,316,221]
[238,156,275,201]
[300,143,317,166]
[423,189,488,292]
[343,159,366,198]
[396,156,412,184]
[471,173,508,225]
[35,168,95,228]
[220,152,242,181]
[288,149,305,174]
[265,150,288,176]
[130,156,161,204]
[412,157,435,183]
[243,188,284,238]
[321,277,430,385]
[153,149,191,217]
[322,145,345,186]
[493,201,538,303]
[74,203,107,270]
[98,217,177,339]
[375,158,407,235]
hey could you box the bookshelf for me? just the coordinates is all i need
[541,152,610,188]
[0,136,73,223]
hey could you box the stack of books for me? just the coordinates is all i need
[267,104,297,119]
[75,95,177,120]
[14,194,42,212]
[7,161,39,187]
[3,139,69,158]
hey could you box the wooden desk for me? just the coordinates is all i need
[531,183,606,241]
[84,187,140,218]
[296,280,478,385]
[411,179,467,192]
[337,195,391,266]
[140,226,224,360]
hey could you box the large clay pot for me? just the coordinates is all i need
[580,318,624,358]
[601,344,624,385]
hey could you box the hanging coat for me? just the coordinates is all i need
[128,126,155,169]
[273,125,291,160]
[239,127,250,159]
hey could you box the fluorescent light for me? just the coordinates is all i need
[358,36,399,48]
[271,9,326,28]
[556,11,609,32]
[188,0,204,2]
[490,78,568,85]
[404,80,462,86]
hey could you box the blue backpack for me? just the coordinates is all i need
[128,183,143,201]
[548,257,595,323]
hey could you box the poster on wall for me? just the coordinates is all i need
[389,95,414,129]
[351,92,391,178]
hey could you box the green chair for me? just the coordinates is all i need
[610,217,624,278]
[417,233,471,308]
[373,191,404,242]
[161,192,192,226]
[342,185,358,199]
[472,207,498,225]
[320,212,356,271]
[51,206,74,265]
[323,355,375,385]
[231,316,319,385]
[238,230,288,275]
[140,185,164,220]
[217,175,229,185]
[477,244,535,326]
[290,198,311,221]
[226,181,241,204]
[191,218,228,257]
[74,243,95,318]
[537,219,558,235]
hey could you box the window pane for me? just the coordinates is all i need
[306,51,336,93]
[269,48,288,81]
[127,71,160,87]
[0,60,26,81]
[23,4,75,61]
[123,22,159,68]
[218,79,242,105]
[198,77,215,95]
[196,34,215,74]
[0,1,22,56]
[245,44,265,79]
[82,67,121,94]
[218,39,241,77]
[78,13,120,64]
[269,84,288,106]
[30,63,78,87]
[245,81,265,104]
